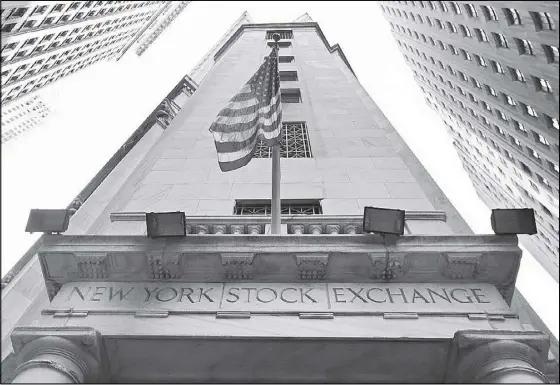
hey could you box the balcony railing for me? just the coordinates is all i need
[110,211,448,235]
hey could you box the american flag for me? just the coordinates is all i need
[209,45,282,172]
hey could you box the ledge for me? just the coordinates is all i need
[213,22,356,76]
[109,212,448,235]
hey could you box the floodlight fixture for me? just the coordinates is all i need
[146,211,187,238]
[490,208,537,235]
[25,209,70,234]
[362,206,406,236]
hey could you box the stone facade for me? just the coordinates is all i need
[1,19,558,383]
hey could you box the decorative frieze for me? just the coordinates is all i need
[231,225,244,234]
[75,253,108,279]
[325,224,340,234]
[196,225,209,235]
[146,252,182,280]
[368,252,405,281]
[444,253,480,279]
[213,225,227,235]
[343,224,358,234]
[295,253,329,280]
[291,224,305,235]
[308,224,322,235]
[247,225,261,235]
[221,253,255,279]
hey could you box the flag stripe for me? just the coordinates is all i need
[209,46,282,172]
[214,113,282,153]
[213,104,283,145]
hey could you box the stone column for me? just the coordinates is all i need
[449,331,550,384]
[10,328,102,383]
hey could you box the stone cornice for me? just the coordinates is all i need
[110,212,448,234]
[213,22,356,76]
[37,233,522,304]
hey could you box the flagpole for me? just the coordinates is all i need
[271,33,282,235]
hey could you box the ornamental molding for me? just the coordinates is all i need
[146,251,183,280]
[75,252,109,279]
[221,253,255,279]
[445,330,550,383]
[10,327,105,383]
[37,234,521,304]
[368,252,406,281]
[295,253,329,280]
[443,253,481,280]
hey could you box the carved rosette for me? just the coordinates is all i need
[295,253,329,280]
[368,252,405,281]
[221,253,255,279]
[343,224,358,234]
[326,224,340,234]
[147,252,182,280]
[75,253,108,279]
[213,225,227,235]
[444,253,481,279]
[291,224,305,235]
[247,225,261,235]
[231,225,244,234]
[196,225,209,234]
[308,224,322,235]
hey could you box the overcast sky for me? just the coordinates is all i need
[1,1,557,337]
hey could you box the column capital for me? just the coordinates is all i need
[446,330,550,383]
[10,327,105,383]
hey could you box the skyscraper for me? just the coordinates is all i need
[1,16,558,383]
[1,1,171,106]
[1,94,50,143]
[380,2,559,283]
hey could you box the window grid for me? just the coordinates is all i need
[253,122,313,159]
[234,201,323,216]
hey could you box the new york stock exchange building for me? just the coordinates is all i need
[2,19,559,383]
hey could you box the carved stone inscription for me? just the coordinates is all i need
[48,282,511,314]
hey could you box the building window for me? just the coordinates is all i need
[475,28,489,42]
[491,60,505,74]
[504,8,522,25]
[543,45,559,63]
[531,11,555,31]
[511,68,526,82]
[279,56,295,63]
[493,33,509,48]
[503,94,516,106]
[253,122,312,158]
[266,30,293,40]
[534,132,550,146]
[529,148,542,161]
[486,85,497,97]
[534,77,553,93]
[279,71,298,81]
[481,5,499,21]
[523,103,538,117]
[475,55,487,67]
[482,101,491,111]
[461,49,472,60]
[460,24,472,37]
[450,2,461,14]
[520,161,532,175]
[465,3,478,17]
[472,78,482,89]
[280,89,301,103]
[234,200,322,216]
[515,38,534,55]
[447,22,458,33]
[496,109,508,121]
[550,162,559,174]
[544,115,559,131]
